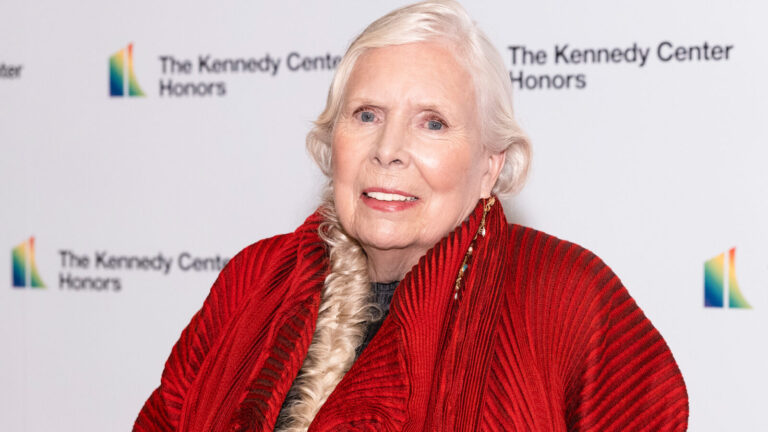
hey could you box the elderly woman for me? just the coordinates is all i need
[134,1,688,431]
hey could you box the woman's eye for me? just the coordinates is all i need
[427,120,444,130]
[360,111,375,123]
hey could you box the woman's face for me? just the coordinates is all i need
[332,41,504,263]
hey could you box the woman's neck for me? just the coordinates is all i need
[363,246,426,283]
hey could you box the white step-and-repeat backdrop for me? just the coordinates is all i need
[1,1,766,430]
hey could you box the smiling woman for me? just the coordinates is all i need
[134,1,688,431]
[332,42,503,282]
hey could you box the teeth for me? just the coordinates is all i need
[366,191,417,202]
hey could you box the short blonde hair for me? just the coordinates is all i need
[307,0,531,195]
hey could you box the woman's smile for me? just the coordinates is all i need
[361,188,420,212]
[332,41,504,282]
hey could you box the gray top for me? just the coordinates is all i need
[355,280,399,358]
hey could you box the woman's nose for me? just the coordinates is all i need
[373,118,409,167]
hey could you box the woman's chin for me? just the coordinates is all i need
[355,230,416,253]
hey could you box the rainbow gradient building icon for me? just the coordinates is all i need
[11,237,45,288]
[109,43,145,97]
[704,247,751,309]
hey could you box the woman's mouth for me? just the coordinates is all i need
[361,188,420,211]
[363,191,418,202]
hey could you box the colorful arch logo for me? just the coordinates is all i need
[11,237,45,288]
[704,247,751,309]
[109,43,145,97]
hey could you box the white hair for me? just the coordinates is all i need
[276,1,531,430]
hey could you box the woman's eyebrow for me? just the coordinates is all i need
[415,105,445,113]
[344,97,379,107]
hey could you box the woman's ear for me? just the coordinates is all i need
[480,150,506,198]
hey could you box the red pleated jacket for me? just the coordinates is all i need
[134,199,688,431]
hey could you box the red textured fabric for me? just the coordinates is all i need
[134,199,688,431]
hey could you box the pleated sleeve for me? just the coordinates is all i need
[132,235,287,431]
[556,246,689,431]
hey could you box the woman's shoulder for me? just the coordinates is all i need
[501,223,633,333]
[221,211,326,290]
[224,232,298,279]
[504,223,613,288]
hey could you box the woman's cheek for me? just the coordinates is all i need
[414,143,474,191]
[332,133,360,183]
